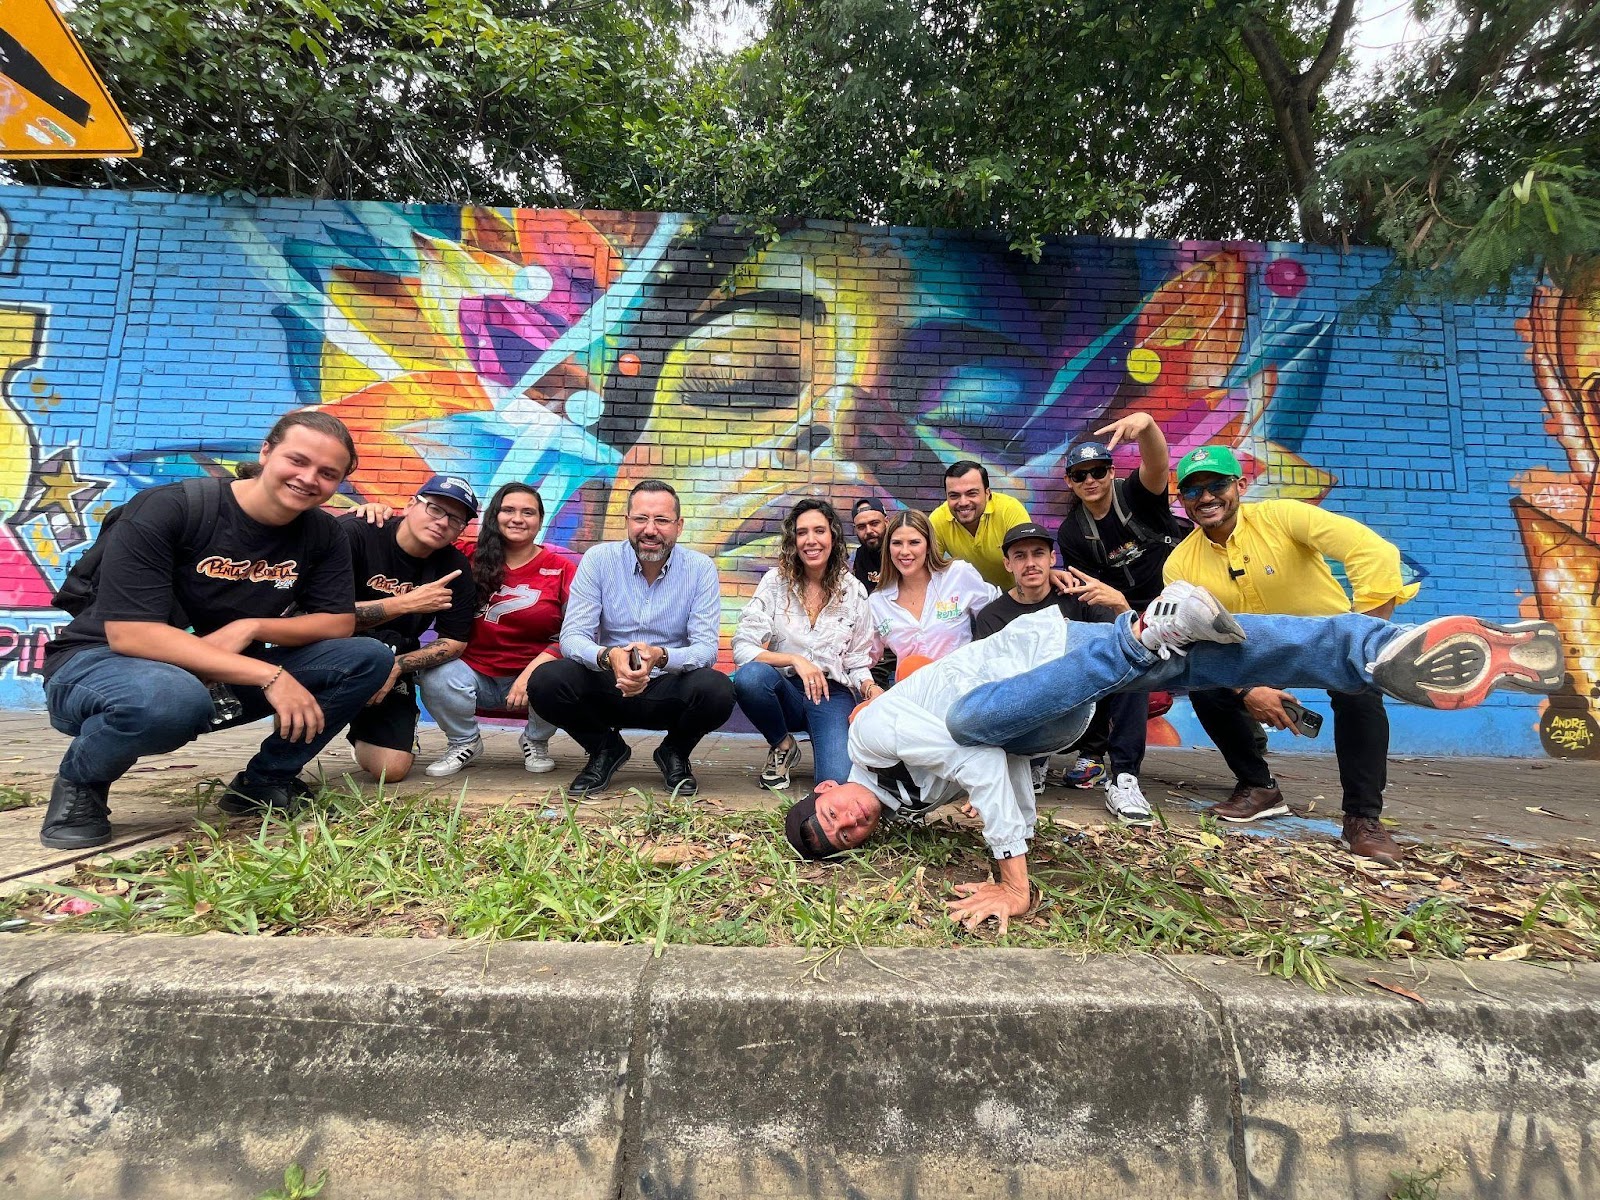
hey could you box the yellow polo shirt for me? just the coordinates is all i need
[930,491,1031,589]
[1162,499,1419,616]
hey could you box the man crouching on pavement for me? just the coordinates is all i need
[784,582,1567,931]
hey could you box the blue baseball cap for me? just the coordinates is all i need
[417,474,480,517]
[1065,441,1114,469]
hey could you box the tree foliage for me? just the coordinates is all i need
[633,0,1312,251]
[1323,0,1600,300]
[12,0,690,205]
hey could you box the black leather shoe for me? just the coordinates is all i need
[219,772,313,817]
[568,739,631,797]
[652,744,699,797]
[40,777,112,850]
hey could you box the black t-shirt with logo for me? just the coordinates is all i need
[971,589,1116,642]
[341,515,474,653]
[1055,472,1177,612]
[44,479,353,677]
[852,543,882,592]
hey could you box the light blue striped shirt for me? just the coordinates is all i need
[559,540,722,673]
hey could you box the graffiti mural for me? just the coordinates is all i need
[0,186,1577,754]
[1517,263,1600,757]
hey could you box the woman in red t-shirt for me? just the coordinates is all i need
[418,483,578,778]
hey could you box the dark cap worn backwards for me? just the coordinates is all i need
[1002,521,1055,553]
[851,497,887,518]
[418,474,480,517]
[784,790,840,860]
[1065,441,1114,469]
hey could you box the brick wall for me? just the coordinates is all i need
[1,185,1594,757]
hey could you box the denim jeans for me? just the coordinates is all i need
[417,658,558,748]
[46,639,395,786]
[731,661,857,784]
[947,611,1398,753]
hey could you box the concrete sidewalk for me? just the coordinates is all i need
[1,708,1595,891]
[2,935,1597,1199]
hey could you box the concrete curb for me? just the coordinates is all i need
[0,936,1596,1199]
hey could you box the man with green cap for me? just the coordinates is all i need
[1163,445,1420,864]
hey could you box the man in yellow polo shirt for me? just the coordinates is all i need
[929,460,1031,589]
[1163,445,1419,864]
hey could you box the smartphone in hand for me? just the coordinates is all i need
[1279,698,1324,738]
[628,646,644,672]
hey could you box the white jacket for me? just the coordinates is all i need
[846,608,1068,860]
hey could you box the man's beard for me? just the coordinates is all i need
[635,542,668,563]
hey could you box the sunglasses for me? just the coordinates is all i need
[1178,478,1237,501]
[1067,464,1112,483]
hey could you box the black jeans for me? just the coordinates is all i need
[1187,686,1389,818]
[1072,689,1149,776]
[528,659,735,757]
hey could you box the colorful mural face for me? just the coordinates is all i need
[0,187,1588,755]
[1517,262,1600,757]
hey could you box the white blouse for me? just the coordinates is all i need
[732,568,877,690]
[869,559,1000,662]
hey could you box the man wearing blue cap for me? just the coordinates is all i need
[341,475,478,782]
[1054,412,1188,813]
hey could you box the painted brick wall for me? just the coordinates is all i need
[0,185,1595,757]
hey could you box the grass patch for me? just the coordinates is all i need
[0,784,41,812]
[12,778,1599,989]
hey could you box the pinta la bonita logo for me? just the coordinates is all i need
[196,556,300,589]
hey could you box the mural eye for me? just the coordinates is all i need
[915,361,1034,450]
[664,312,806,411]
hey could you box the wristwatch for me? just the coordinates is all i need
[597,647,613,672]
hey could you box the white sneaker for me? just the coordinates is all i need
[425,734,483,777]
[1140,581,1246,659]
[1030,760,1047,795]
[1104,773,1154,824]
[519,735,556,774]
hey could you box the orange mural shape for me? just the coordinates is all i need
[1516,264,1600,756]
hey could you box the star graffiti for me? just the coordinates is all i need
[8,447,108,548]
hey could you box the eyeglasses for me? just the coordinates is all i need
[1178,478,1237,501]
[1067,464,1112,483]
[420,499,470,529]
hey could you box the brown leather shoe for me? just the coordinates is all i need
[1342,815,1402,865]
[1211,783,1290,823]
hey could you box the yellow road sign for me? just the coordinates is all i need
[0,0,140,158]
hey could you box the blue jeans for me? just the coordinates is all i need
[731,662,856,785]
[947,612,1398,753]
[46,639,394,786]
[417,658,557,748]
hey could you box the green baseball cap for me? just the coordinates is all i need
[1175,445,1244,485]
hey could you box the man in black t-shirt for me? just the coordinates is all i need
[343,475,478,782]
[972,522,1152,821]
[850,498,897,689]
[38,412,393,850]
[1054,413,1186,799]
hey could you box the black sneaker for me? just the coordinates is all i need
[39,777,112,850]
[653,744,699,797]
[568,738,631,797]
[218,772,314,817]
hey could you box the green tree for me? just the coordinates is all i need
[633,0,1333,253]
[1323,0,1600,299]
[11,0,690,205]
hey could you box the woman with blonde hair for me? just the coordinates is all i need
[869,508,1000,664]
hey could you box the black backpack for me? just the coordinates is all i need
[52,477,226,620]
[1073,478,1193,572]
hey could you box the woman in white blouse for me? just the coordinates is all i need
[732,499,880,790]
[869,509,1000,664]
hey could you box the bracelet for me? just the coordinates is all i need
[262,666,285,693]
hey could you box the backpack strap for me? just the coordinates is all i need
[177,476,226,558]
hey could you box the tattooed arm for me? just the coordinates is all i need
[397,638,467,675]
